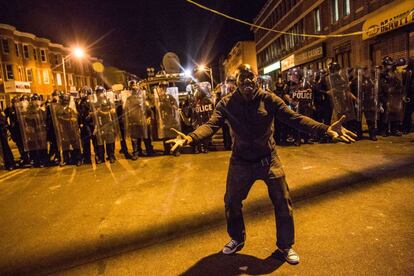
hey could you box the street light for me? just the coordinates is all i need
[196,64,214,89]
[61,47,86,93]
[73,47,85,59]
[184,69,192,78]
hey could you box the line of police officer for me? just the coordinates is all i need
[1,55,412,170]
[270,56,414,146]
[0,78,217,170]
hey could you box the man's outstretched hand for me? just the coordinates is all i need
[166,128,193,155]
[327,115,357,143]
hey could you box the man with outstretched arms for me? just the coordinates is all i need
[168,64,356,265]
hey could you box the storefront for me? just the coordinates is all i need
[362,0,414,65]
[280,43,326,76]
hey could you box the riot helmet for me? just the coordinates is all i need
[31,93,40,101]
[20,94,29,102]
[80,86,93,97]
[128,80,138,90]
[287,67,302,84]
[225,75,236,84]
[60,93,71,106]
[95,85,106,94]
[328,62,341,74]
[159,81,169,87]
[395,58,406,67]
[407,58,414,71]
[382,56,394,67]
[11,96,19,105]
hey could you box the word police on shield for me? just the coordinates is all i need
[292,89,313,100]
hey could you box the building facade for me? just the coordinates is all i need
[222,41,258,79]
[103,66,138,90]
[253,0,414,81]
[0,24,135,108]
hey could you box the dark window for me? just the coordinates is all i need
[15,43,20,57]
[2,38,10,54]
[33,48,37,60]
[5,64,14,80]
[23,45,29,59]
[40,49,47,62]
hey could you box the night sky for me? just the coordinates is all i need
[1,0,266,78]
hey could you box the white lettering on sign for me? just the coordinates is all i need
[195,104,213,113]
[292,90,313,100]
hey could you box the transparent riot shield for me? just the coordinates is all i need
[356,68,363,122]
[15,100,48,152]
[193,82,214,128]
[90,95,120,146]
[123,90,149,140]
[154,86,181,139]
[50,98,81,153]
[328,72,356,122]
[357,68,378,125]
[373,68,380,128]
[0,142,4,168]
[383,70,404,122]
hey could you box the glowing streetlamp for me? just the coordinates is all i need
[197,64,214,89]
[62,47,86,93]
[73,47,85,59]
[184,69,192,78]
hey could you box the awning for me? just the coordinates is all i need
[362,0,414,40]
[3,81,31,93]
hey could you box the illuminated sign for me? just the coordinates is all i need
[362,0,414,40]
[263,61,281,74]
[281,55,295,71]
[294,44,325,66]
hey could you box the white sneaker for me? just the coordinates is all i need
[222,239,244,255]
[279,248,300,265]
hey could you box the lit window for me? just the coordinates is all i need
[18,67,24,81]
[56,73,62,86]
[332,0,339,22]
[23,45,29,59]
[26,68,33,82]
[344,0,350,16]
[43,69,49,84]
[5,64,14,80]
[37,70,42,84]
[2,38,10,54]
[314,8,321,32]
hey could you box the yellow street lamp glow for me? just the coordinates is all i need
[73,47,85,58]
[198,65,206,71]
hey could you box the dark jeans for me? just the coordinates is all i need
[225,155,294,249]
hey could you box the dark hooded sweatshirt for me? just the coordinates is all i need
[189,88,329,162]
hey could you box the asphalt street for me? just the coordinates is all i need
[0,134,413,275]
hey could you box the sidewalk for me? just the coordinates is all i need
[0,134,413,274]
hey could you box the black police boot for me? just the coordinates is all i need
[390,121,402,136]
[367,121,377,141]
[131,140,139,160]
